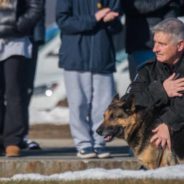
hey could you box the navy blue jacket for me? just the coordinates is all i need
[56,0,121,73]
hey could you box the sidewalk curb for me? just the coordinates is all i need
[29,124,71,139]
[0,156,139,177]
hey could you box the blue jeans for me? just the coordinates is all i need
[128,50,155,81]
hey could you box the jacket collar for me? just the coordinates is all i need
[156,54,184,74]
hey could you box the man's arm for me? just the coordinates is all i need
[128,68,184,149]
[150,74,184,150]
[159,98,184,127]
[163,73,184,97]
[127,66,171,150]
[134,0,173,14]
[156,73,184,127]
[150,98,184,151]
[122,0,172,15]
[128,66,168,108]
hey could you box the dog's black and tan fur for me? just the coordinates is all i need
[97,95,184,169]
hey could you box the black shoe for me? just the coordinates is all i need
[0,145,4,156]
[21,139,41,150]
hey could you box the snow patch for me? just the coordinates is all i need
[1,166,184,181]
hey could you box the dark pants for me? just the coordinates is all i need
[0,56,28,147]
[22,44,39,136]
[24,44,39,106]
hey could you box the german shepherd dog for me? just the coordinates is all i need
[96,95,184,169]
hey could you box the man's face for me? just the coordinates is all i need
[153,32,180,64]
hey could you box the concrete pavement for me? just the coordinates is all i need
[0,124,141,177]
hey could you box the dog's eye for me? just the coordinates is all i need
[109,114,114,120]
[124,108,131,115]
[116,114,122,118]
[110,113,121,120]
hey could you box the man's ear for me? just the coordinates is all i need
[177,40,184,52]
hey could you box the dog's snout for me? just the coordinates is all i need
[96,124,104,135]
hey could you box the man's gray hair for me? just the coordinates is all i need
[152,18,184,42]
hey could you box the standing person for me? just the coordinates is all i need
[56,0,122,158]
[179,0,184,16]
[121,0,181,81]
[0,0,43,157]
[21,1,46,150]
[127,18,184,150]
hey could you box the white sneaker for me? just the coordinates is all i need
[77,147,96,159]
[94,147,111,158]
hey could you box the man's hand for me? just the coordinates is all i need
[95,8,111,22]
[163,73,184,97]
[103,11,119,22]
[150,123,171,150]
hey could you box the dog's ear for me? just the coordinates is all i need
[112,94,120,103]
[130,96,136,111]
[121,95,136,114]
[112,94,127,108]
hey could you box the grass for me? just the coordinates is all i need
[0,179,184,184]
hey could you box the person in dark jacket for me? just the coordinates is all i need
[21,0,46,150]
[56,0,122,158]
[180,0,184,16]
[0,0,43,157]
[127,18,184,150]
[121,0,181,81]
